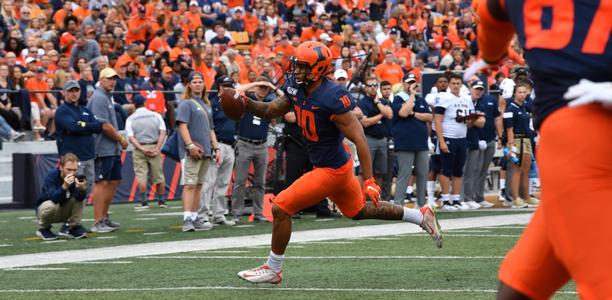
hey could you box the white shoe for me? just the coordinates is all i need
[498,188,506,201]
[456,201,471,211]
[502,200,513,208]
[478,200,495,208]
[420,204,443,248]
[465,201,481,209]
[441,203,458,211]
[9,131,25,142]
[238,264,283,284]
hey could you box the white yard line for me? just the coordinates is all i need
[4,267,69,271]
[74,261,133,265]
[0,286,576,295]
[139,255,505,260]
[0,213,532,269]
[142,232,167,236]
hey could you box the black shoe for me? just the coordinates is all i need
[316,211,341,219]
[158,201,169,208]
[60,225,87,239]
[36,227,58,241]
[405,192,415,201]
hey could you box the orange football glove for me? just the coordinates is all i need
[362,178,381,207]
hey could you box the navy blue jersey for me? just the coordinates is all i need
[211,95,237,144]
[501,0,612,128]
[503,101,531,135]
[238,92,272,141]
[357,95,391,139]
[391,92,431,152]
[282,77,355,169]
[475,94,501,143]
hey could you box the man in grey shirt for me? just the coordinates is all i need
[86,68,128,233]
[69,32,101,70]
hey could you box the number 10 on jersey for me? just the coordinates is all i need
[294,105,319,142]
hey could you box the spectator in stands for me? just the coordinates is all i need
[230,77,279,223]
[55,80,102,193]
[35,153,88,240]
[176,72,220,232]
[26,66,57,141]
[358,76,393,186]
[461,80,499,209]
[87,68,128,233]
[391,75,432,207]
[199,76,237,226]
[125,94,167,209]
[0,65,21,131]
[69,32,101,71]
[374,51,404,85]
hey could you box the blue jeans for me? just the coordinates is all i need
[0,116,13,139]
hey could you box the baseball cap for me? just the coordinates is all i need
[404,73,417,83]
[35,66,46,73]
[25,57,37,64]
[189,1,198,6]
[389,28,398,35]
[162,66,173,74]
[319,33,332,42]
[235,6,243,13]
[63,80,80,91]
[145,50,154,56]
[99,67,118,79]
[132,94,146,105]
[471,80,485,89]
[217,75,235,87]
[334,69,348,80]
[409,25,417,31]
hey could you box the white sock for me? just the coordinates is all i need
[427,181,435,195]
[451,194,461,202]
[266,251,284,273]
[406,185,414,194]
[441,194,450,203]
[402,207,424,225]
[500,179,506,190]
[190,212,198,221]
[183,211,191,221]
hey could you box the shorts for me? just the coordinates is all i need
[499,104,612,299]
[365,135,387,175]
[94,156,122,182]
[515,137,533,157]
[273,158,364,218]
[440,137,467,177]
[132,144,165,185]
[181,156,209,185]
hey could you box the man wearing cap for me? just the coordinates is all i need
[126,6,152,45]
[198,76,237,226]
[186,1,203,31]
[55,80,103,194]
[380,28,399,55]
[69,32,101,71]
[462,80,502,209]
[125,95,167,209]
[334,69,349,87]
[357,76,393,187]
[86,68,129,233]
[318,33,333,46]
[229,8,245,31]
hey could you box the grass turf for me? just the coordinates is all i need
[0,225,576,299]
[0,201,532,255]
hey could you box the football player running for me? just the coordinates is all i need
[465,0,612,298]
[231,41,443,284]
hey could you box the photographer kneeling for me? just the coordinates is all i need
[35,153,88,240]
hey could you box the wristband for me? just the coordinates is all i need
[186,143,196,150]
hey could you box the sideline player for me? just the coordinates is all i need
[467,0,612,298]
[230,41,443,284]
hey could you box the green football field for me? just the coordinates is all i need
[0,202,576,299]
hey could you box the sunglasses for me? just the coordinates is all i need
[366,83,378,87]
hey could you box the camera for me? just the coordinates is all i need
[75,174,87,182]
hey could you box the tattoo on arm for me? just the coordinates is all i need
[352,202,404,220]
[246,95,291,119]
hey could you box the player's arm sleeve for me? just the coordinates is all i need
[327,88,355,121]
[476,0,516,63]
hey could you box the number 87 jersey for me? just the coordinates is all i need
[281,76,356,169]
[477,0,612,129]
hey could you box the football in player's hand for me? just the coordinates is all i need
[220,88,246,121]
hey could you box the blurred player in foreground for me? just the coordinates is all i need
[228,41,443,284]
[465,0,612,298]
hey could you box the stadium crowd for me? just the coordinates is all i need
[0,0,540,239]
